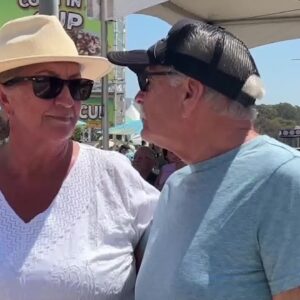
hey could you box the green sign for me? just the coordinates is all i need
[0,1,116,128]
[0,1,114,55]
[80,97,115,129]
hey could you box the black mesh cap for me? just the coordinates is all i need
[107,19,264,107]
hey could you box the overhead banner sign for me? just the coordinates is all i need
[0,1,114,58]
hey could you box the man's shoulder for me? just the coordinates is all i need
[258,135,300,155]
[240,135,300,168]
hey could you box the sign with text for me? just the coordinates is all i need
[0,0,116,128]
[0,1,114,57]
[80,96,115,128]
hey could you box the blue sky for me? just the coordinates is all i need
[125,14,300,106]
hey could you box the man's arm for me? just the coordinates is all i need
[134,224,152,272]
[273,287,300,300]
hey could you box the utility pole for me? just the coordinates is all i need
[39,0,59,16]
[100,0,109,150]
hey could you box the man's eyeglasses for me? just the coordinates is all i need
[3,76,94,101]
[137,71,178,92]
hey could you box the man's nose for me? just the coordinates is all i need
[135,90,144,104]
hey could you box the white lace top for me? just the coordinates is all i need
[0,144,159,300]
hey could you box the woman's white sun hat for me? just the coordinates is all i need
[0,14,113,80]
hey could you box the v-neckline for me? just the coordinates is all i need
[0,189,53,225]
[0,143,82,225]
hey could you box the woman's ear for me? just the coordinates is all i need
[181,78,205,118]
[0,86,12,117]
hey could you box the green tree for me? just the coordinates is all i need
[274,103,298,120]
[255,103,299,139]
[72,125,86,142]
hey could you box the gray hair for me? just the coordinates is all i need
[203,87,258,121]
[166,66,261,121]
[165,67,187,87]
[203,73,265,121]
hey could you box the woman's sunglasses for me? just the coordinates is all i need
[3,76,94,101]
[137,71,179,92]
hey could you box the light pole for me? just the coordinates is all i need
[100,0,109,150]
[39,0,59,16]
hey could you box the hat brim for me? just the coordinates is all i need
[0,55,113,80]
[107,50,150,73]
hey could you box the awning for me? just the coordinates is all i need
[106,0,300,47]
[109,120,143,135]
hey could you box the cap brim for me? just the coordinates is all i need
[0,55,113,80]
[107,50,150,73]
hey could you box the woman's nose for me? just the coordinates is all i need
[54,85,74,108]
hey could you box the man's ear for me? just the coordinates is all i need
[181,79,205,118]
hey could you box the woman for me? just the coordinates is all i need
[0,15,159,300]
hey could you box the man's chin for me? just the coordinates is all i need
[141,128,155,144]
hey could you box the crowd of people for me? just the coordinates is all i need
[1,13,300,300]
[117,142,185,190]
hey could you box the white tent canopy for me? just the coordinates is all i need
[106,0,300,47]
[125,103,140,122]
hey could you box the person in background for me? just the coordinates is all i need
[155,149,185,190]
[108,18,300,300]
[0,15,159,300]
[126,142,136,162]
[118,143,130,154]
[118,143,135,162]
[132,146,159,186]
[149,143,167,168]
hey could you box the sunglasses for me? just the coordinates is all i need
[3,76,94,101]
[137,71,179,92]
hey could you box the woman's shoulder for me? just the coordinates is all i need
[79,143,131,165]
[78,143,135,178]
[77,143,159,199]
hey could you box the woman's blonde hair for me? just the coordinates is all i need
[0,66,24,84]
[0,68,22,141]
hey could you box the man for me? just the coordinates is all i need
[108,19,300,300]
